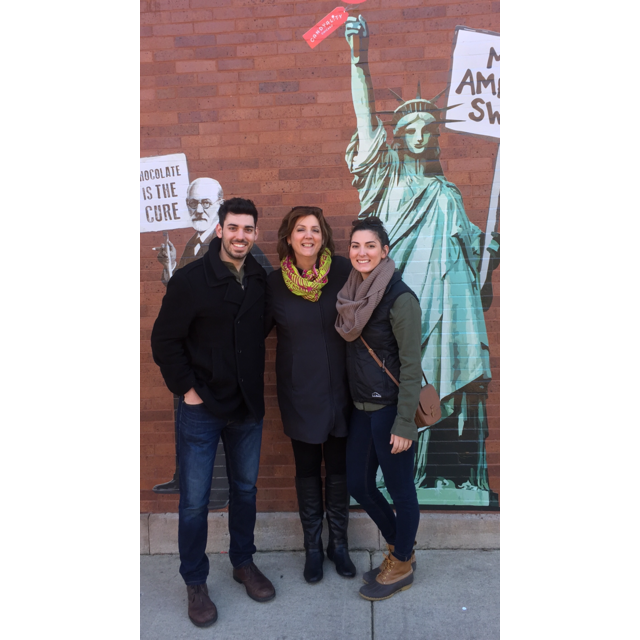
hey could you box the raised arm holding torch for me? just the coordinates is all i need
[345,15,376,148]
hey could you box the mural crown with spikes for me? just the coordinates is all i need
[386,82,463,133]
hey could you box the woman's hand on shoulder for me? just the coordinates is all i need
[389,434,413,454]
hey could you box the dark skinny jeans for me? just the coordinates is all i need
[346,404,419,562]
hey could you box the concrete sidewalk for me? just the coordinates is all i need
[141,549,499,640]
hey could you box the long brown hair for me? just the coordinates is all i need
[276,206,335,263]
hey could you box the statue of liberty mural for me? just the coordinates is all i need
[344,16,500,507]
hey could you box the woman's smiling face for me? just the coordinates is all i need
[287,215,323,265]
[349,229,389,279]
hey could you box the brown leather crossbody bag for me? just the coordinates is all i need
[360,336,441,429]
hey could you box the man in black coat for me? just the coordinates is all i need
[152,177,272,499]
[151,198,275,628]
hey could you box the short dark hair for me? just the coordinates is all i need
[276,206,335,262]
[349,216,390,248]
[218,197,259,227]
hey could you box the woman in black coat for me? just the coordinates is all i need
[265,206,356,584]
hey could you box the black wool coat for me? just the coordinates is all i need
[265,255,352,443]
[151,237,267,422]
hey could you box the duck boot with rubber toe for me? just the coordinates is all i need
[358,552,414,601]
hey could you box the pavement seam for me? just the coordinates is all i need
[369,551,375,640]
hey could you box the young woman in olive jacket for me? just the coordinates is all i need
[335,217,422,602]
[265,206,356,584]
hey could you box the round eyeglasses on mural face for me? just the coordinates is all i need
[187,198,220,210]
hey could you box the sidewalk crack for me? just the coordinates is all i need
[369,551,375,640]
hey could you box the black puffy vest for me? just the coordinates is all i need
[346,272,418,405]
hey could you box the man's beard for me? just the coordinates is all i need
[222,237,251,261]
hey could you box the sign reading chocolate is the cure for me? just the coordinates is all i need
[303,7,349,49]
[140,153,191,233]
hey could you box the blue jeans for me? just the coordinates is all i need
[177,398,263,585]
[346,405,419,562]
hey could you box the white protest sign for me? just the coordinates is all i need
[445,27,500,141]
[140,153,191,233]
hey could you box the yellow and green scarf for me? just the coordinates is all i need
[281,248,332,302]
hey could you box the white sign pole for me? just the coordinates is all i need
[480,144,499,288]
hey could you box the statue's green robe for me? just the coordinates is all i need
[346,121,492,412]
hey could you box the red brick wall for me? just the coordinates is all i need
[141,0,500,513]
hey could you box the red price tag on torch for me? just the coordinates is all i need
[303,7,350,49]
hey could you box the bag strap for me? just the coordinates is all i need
[360,336,429,387]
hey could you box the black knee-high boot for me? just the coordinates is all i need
[295,476,325,584]
[325,474,357,578]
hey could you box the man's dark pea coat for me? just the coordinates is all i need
[151,236,267,422]
[265,256,352,444]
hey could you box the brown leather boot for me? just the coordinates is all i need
[232,562,276,602]
[358,551,414,601]
[362,543,416,584]
[186,584,218,627]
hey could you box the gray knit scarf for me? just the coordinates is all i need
[334,257,396,342]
